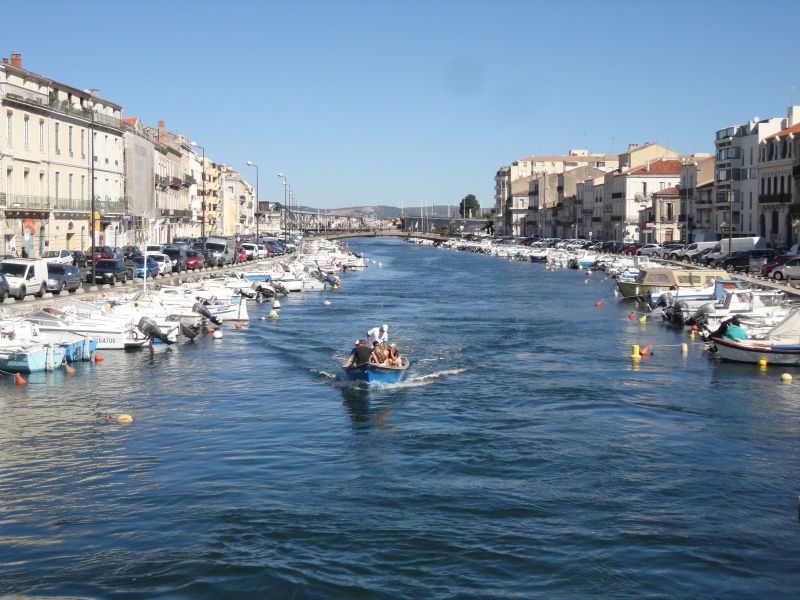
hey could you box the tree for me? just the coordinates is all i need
[459,194,480,218]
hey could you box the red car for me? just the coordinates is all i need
[185,249,205,270]
[623,244,643,255]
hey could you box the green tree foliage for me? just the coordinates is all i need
[459,194,480,218]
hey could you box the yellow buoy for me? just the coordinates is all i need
[116,414,134,425]
[758,358,767,367]
[781,373,793,382]
[268,309,279,319]
[638,315,647,323]
[332,284,339,290]
[689,330,695,340]
[630,344,641,360]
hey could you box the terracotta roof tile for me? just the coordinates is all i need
[764,122,800,140]
[619,159,683,176]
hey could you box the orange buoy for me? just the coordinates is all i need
[205,325,214,334]
[691,324,699,332]
[628,312,635,320]
[235,323,242,329]
[94,354,104,363]
[640,345,651,356]
[64,364,77,376]
[594,300,604,308]
[14,372,27,385]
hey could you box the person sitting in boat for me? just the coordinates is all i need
[370,341,389,364]
[344,339,372,368]
[367,323,388,345]
[384,343,401,367]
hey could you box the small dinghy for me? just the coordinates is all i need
[342,357,410,386]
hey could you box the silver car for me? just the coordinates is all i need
[771,257,800,281]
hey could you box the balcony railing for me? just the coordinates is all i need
[1,82,123,129]
[758,193,792,204]
[0,81,48,106]
[169,177,182,189]
[0,193,126,213]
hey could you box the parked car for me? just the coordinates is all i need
[657,243,684,259]
[636,243,662,256]
[133,255,159,279]
[771,257,800,281]
[163,247,188,273]
[622,244,643,255]
[240,242,259,260]
[0,273,10,302]
[45,263,83,294]
[91,259,129,285]
[713,250,772,273]
[122,245,142,260]
[148,252,172,276]
[42,249,74,265]
[761,255,794,278]
[203,248,223,267]
[92,245,116,262]
[146,244,165,254]
[185,249,205,270]
[691,248,715,265]
[71,250,89,268]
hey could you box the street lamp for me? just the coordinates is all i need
[245,161,259,242]
[277,172,288,245]
[190,141,206,253]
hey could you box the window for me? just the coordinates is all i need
[69,173,73,200]
[6,110,12,147]
[81,129,85,158]
[55,172,60,199]
[23,115,29,149]
[55,122,60,154]
[68,125,73,156]
[642,182,647,196]
[39,119,44,152]
[81,175,85,200]
[749,191,752,209]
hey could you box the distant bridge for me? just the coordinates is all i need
[305,230,448,242]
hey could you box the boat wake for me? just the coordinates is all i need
[310,365,472,390]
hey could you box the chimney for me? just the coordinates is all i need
[10,53,21,68]
[1,58,8,65]
[158,120,165,132]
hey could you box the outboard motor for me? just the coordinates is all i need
[254,283,275,298]
[238,289,257,300]
[326,273,340,286]
[180,323,199,341]
[192,302,223,326]
[272,282,289,296]
[137,317,175,345]
[687,302,714,326]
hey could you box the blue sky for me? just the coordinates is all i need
[2,0,798,209]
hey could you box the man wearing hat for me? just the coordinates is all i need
[344,339,372,368]
[367,323,388,346]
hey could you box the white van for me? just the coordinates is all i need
[706,236,766,262]
[0,258,49,300]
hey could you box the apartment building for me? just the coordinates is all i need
[680,156,714,241]
[218,166,255,237]
[756,107,800,246]
[1,53,124,256]
[713,114,783,241]
[577,175,605,240]
[639,186,680,243]
[495,150,617,235]
[603,157,682,242]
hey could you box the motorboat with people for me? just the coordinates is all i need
[708,307,800,365]
[341,337,409,386]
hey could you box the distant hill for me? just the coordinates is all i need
[298,205,473,219]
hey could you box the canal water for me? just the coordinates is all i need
[1,237,799,598]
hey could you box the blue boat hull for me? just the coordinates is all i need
[0,345,67,373]
[342,359,409,386]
